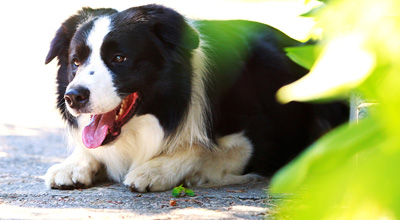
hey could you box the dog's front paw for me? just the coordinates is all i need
[45,158,100,190]
[123,161,178,192]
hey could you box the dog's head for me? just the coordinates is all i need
[45,4,199,148]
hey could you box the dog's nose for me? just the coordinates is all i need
[64,87,90,109]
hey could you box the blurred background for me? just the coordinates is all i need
[0,0,316,133]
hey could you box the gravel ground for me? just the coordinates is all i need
[0,124,271,220]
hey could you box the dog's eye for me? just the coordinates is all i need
[113,55,127,63]
[72,58,81,67]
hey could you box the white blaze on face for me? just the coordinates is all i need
[67,16,122,115]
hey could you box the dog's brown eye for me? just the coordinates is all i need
[113,55,127,63]
[72,58,81,67]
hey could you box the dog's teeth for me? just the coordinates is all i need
[115,115,119,121]
[117,98,129,118]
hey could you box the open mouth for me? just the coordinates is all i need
[82,92,140,149]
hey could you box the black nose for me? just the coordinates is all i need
[64,87,90,109]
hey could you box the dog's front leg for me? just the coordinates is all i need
[45,148,101,190]
[123,148,202,192]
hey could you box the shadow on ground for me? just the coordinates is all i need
[0,125,270,219]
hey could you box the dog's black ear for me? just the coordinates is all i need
[45,8,117,65]
[137,5,200,50]
[45,14,79,65]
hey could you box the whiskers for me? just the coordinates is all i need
[58,100,76,122]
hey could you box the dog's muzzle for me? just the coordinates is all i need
[64,86,90,110]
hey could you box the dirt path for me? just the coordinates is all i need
[0,125,269,219]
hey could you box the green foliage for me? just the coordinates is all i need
[269,0,400,219]
[271,118,385,194]
[172,184,195,197]
[300,4,325,17]
[284,45,319,70]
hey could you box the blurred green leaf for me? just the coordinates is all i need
[305,0,329,3]
[285,45,318,70]
[270,0,400,219]
[277,34,375,104]
[270,117,384,193]
[301,4,325,17]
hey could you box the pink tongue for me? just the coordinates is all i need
[82,111,116,149]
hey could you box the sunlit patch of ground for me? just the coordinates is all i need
[0,204,267,219]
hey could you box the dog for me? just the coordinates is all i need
[44,4,347,192]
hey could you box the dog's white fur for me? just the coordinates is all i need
[45,16,260,191]
[66,17,122,116]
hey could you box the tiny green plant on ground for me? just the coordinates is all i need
[172,184,195,197]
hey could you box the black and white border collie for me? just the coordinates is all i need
[44,4,347,192]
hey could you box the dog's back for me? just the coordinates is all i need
[196,20,348,175]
